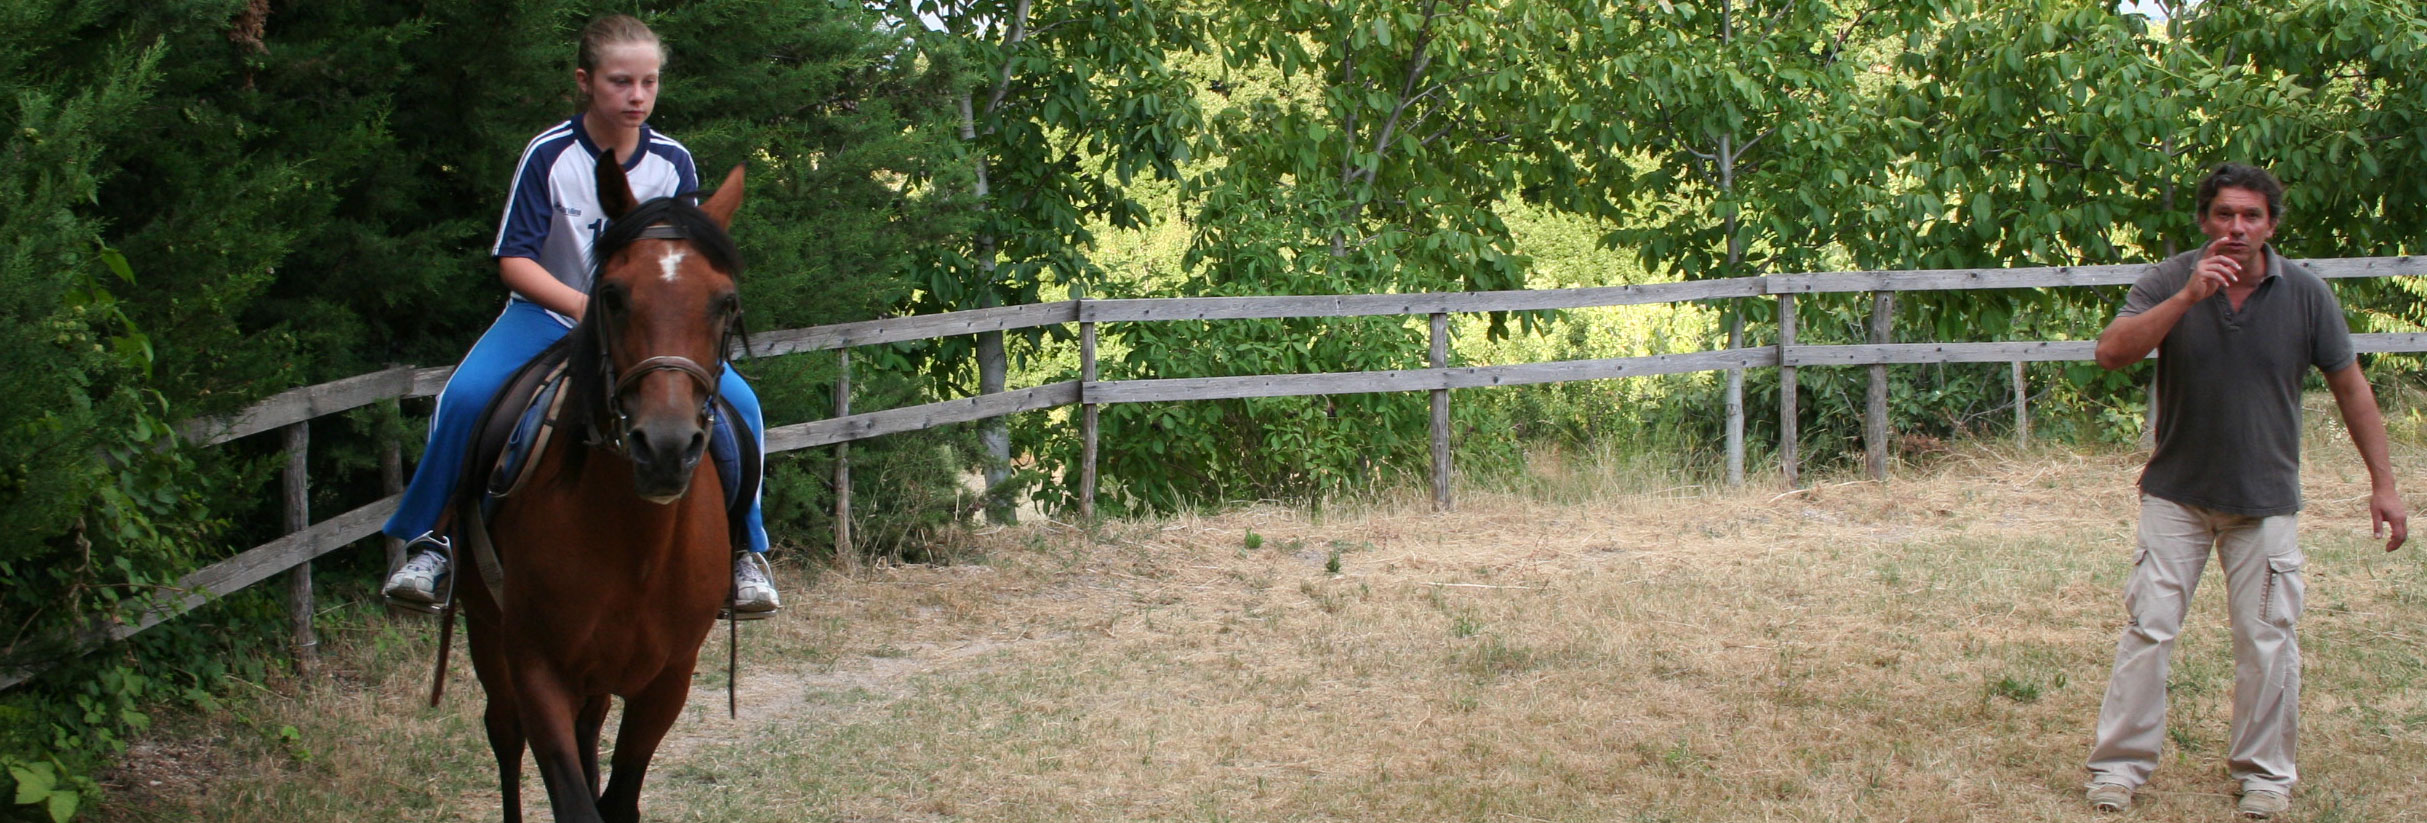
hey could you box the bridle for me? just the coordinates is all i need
[588,222,739,455]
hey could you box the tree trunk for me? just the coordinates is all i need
[959,91,1014,523]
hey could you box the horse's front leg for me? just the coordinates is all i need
[510,659,607,823]
[576,694,612,797]
[466,620,526,823]
[595,660,700,823]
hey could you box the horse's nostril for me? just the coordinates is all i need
[686,431,706,460]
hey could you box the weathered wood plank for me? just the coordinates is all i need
[746,302,1080,357]
[1784,341,2105,366]
[1083,350,1781,404]
[1769,265,2148,294]
[2305,257,2427,279]
[2354,332,2427,353]
[1765,257,2425,294]
[407,366,453,399]
[1441,350,1781,389]
[763,381,1081,452]
[1080,278,1768,323]
[178,366,423,446]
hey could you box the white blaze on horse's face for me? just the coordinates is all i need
[658,248,688,284]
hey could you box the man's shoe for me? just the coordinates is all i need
[383,545,450,606]
[727,552,779,619]
[2086,782,2134,813]
[2237,790,2289,820]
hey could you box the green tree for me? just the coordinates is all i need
[1550,0,1928,479]
[884,0,1206,519]
[1067,0,1605,512]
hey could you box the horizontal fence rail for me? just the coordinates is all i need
[10,255,2427,690]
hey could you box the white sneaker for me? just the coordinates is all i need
[383,546,449,605]
[730,552,779,618]
[2237,789,2289,820]
[2086,782,2133,813]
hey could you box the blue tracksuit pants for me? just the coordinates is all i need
[382,299,769,553]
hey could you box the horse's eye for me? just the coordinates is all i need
[597,285,630,316]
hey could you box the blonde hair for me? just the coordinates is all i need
[577,14,664,71]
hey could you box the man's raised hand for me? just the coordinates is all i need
[2181,237,2239,304]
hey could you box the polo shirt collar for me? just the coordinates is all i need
[570,116,653,173]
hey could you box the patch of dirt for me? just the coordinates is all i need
[655,638,1017,761]
[96,735,240,818]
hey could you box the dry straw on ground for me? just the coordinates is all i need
[93,420,2427,822]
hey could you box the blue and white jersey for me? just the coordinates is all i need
[492,116,698,326]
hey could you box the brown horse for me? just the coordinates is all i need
[459,150,749,823]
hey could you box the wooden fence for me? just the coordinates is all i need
[4,256,2423,689]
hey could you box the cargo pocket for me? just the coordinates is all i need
[2122,547,2152,627]
[2261,553,2305,628]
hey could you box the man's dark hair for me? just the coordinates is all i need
[2194,163,2284,220]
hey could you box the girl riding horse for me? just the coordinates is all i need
[381,14,777,616]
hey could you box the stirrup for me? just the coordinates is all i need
[383,533,455,616]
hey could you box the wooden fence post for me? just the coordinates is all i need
[833,349,852,562]
[380,414,404,574]
[1080,318,1099,522]
[2013,360,2030,448]
[1724,312,1744,487]
[1866,292,1894,480]
[281,422,316,671]
[1429,312,1452,513]
[1778,293,1799,487]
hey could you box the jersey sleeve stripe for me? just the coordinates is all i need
[492,123,577,258]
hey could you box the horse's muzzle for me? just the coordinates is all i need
[626,417,707,503]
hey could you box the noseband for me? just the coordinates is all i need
[590,222,733,455]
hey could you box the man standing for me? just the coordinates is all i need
[2082,163,2408,819]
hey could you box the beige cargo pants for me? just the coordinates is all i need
[2087,494,2304,795]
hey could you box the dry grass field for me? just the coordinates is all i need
[89,418,2427,822]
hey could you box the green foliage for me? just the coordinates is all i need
[1048,0,1602,513]
[6,757,91,823]
[896,0,1206,313]
[1560,1,1923,282]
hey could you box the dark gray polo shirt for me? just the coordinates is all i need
[2119,245,2354,516]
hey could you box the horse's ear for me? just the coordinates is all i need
[596,148,639,220]
[698,165,745,230]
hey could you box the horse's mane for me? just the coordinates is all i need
[561,194,747,460]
